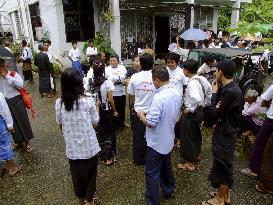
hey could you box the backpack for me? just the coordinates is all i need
[10,71,36,119]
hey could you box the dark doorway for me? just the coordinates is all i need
[155,16,170,54]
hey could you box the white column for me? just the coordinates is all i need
[93,0,99,34]
[212,8,218,33]
[110,0,121,59]
[231,0,241,28]
[190,7,195,28]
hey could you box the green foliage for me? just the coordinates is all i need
[229,21,271,36]
[82,32,114,55]
[11,42,23,62]
[218,8,231,30]
[240,0,273,24]
[102,10,114,23]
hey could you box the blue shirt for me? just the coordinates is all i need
[145,84,182,154]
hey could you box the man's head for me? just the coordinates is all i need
[152,65,169,88]
[88,40,94,47]
[109,54,119,68]
[38,44,44,52]
[183,59,199,77]
[4,40,11,48]
[132,55,140,69]
[215,59,236,82]
[43,40,49,51]
[98,52,106,62]
[245,89,259,104]
[204,54,215,66]
[22,40,27,47]
[72,40,77,49]
[166,53,180,70]
[0,58,7,77]
[140,53,154,71]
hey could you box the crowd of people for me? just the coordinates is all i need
[0,32,272,205]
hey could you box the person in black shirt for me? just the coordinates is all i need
[202,60,243,205]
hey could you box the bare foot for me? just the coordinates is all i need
[123,122,131,128]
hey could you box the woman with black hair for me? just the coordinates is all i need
[92,61,118,165]
[55,68,100,205]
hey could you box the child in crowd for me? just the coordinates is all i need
[0,92,22,177]
[69,41,83,78]
[56,68,100,205]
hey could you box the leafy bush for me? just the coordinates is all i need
[82,32,114,56]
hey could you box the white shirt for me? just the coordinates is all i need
[22,47,32,60]
[0,71,23,99]
[168,43,177,52]
[184,75,212,113]
[167,66,188,95]
[86,47,98,56]
[100,80,115,110]
[69,48,80,62]
[171,47,189,62]
[105,65,127,96]
[197,63,212,75]
[127,70,156,113]
[44,50,58,64]
[261,85,273,119]
[0,92,13,129]
[146,84,182,154]
[83,68,94,91]
[55,97,101,160]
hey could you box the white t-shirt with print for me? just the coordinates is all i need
[69,48,80,61]
[100,80,115,110]
[127,70,156,113]
[105,65,127,96]
[167,66,188,95]
[261,85,273,119]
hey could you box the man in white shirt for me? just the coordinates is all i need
[178,59,212,172]
[105,54,129,128]
[86,40,98,66]
[137,66,182,205]
[241,84,273,178]
[69,41,83,78]
[128,53,156,165]
[21,40,34,83]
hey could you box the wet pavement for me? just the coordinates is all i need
[0,76,273,205]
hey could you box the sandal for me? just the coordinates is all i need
[9,165,22,177]
[209,192,231,205]
[255,183,273,195]
[25,144,33,153]
[13,143,23,151]
[202,199,225,205]
[177,163,196,172]
[240,168,258,178]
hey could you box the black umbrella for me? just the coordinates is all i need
[0,46,18,72]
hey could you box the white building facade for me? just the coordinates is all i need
[1,0,251,59]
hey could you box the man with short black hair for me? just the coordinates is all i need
[105,54,129,128]
[34,45,53,98]
[138,65,182,205]
[178,59,212,172]
[128,53,156,165]
[203,59,243,205]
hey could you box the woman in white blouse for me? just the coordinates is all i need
[55,68,100,205]
[0,58,34,153]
